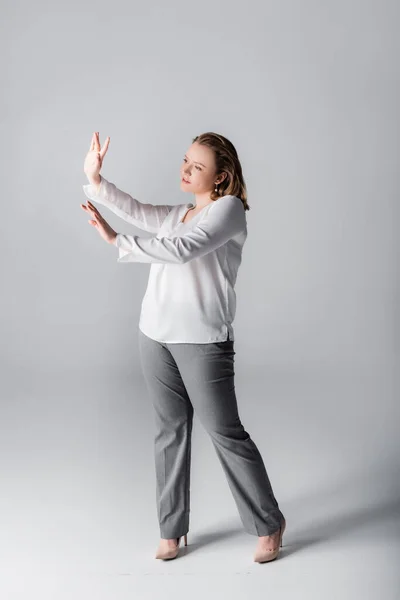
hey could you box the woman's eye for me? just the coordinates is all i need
[183,158,201,171]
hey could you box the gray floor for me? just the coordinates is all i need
[1,369,399,599]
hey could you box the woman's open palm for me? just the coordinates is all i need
[84,131,110,181]
[80,199,117,245]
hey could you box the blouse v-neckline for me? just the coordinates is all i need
[179,202,213,225]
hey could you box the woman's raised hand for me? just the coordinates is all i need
[84,132,110,184]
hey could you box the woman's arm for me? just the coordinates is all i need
[114,195,246,264]
[83,175,175,234]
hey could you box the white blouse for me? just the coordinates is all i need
[82,175,248,343]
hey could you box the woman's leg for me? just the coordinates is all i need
[138,329,193,539]
[165,338,284,537]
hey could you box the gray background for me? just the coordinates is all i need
[1,0,399,598]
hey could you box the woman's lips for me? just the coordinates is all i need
[182,178,190,183]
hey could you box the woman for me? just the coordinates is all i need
[81,131,286,563]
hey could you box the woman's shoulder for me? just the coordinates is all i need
[210,194,246,218]
[216,194,243,207]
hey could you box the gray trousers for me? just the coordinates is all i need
[138,328,285,539]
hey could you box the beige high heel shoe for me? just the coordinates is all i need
[253,518,286,563]
[155,534,188,560]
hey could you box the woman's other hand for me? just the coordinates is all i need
[80,199,117,245]
[84,131,110,188]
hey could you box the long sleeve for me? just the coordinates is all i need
[82,175,175,234]
[115,195,246,264]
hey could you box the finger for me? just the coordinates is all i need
[95,132,100,151]
[86,201,102,219]
[86,204,98,216]
[100,136,110,160]
[86,200,97,210]
[88,220,98,226]
[90,132,96,151]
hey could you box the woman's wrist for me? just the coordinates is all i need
[87,174,102,192]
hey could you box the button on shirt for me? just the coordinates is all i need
[82,176,248,343]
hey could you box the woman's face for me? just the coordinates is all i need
[180,142,220,194]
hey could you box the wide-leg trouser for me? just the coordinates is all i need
[138,328,285,539]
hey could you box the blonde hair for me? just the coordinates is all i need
[192,132,250,211]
